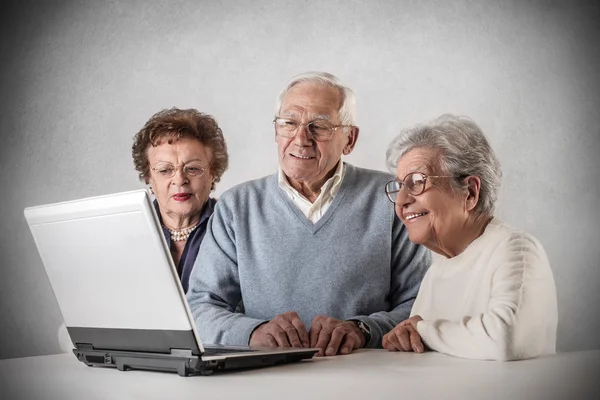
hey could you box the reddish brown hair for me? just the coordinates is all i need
[132,108,228,187]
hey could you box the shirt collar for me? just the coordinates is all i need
[277,160,345,201]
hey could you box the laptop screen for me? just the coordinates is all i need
[24,189,203,354]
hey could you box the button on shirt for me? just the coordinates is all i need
[277,161,346,223]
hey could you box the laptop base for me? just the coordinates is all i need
[74,345,209,376]
[73,345,317,376]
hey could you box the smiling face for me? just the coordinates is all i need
[147,137,214,228]
[394,148,471,256]
[276,82,358,195]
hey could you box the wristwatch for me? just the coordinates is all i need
[348,320,371,345]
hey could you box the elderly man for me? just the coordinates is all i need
[186,72,430,356]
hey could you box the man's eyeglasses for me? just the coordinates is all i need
[385,172,458,203]
[273,117,353,142]
[151,161,208,179]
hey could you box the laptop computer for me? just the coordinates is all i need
[24,189,318,376]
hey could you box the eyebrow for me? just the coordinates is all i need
[280,111,332,121]
[397,165,431,179]
[154,158,205,165]
[408,167,428,174]
[281,111,298,118]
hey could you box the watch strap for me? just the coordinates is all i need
[348,319,371,346]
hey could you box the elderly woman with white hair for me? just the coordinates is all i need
[382,114,558,361]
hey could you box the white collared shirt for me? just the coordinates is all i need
[277,161,346,223]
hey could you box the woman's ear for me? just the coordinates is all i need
[146,176,154,195]
[465,176,481,212]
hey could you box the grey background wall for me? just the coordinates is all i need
[1,0,598,360]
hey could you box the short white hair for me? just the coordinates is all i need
[386,114,502,217]
[274,71,357,126]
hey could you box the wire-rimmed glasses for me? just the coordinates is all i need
[151,161,209,179]
[385,172,457,203]
[273,117,353,142]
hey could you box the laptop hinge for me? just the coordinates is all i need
[170,348,193,357]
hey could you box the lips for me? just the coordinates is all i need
[172,193,192,202]
[403,211,429,222]
[290,153,315,160]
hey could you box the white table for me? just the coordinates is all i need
[1,349,599,400]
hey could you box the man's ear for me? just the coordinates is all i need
[342,126,360,155]
[465,176,481,212]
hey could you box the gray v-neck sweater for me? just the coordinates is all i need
[187,163,431,347]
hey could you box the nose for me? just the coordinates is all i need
[395,187,414,213]
[293,123,313,146]
[171,167,189,186]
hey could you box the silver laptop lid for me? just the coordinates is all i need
[24,189,205,354]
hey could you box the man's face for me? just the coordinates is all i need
[276,82,358,191]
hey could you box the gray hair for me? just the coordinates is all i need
[274,71,357,126]
[386,114,502,217]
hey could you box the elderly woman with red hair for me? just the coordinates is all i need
[132,108,228,292]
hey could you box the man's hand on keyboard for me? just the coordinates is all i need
[249,311,309,348]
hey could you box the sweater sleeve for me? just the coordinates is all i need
[186,197,267,346]
[351,215,432,348]
[415,233,558,361]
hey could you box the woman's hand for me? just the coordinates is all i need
[382,315,425,353]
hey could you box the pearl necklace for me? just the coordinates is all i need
[166,223,199,242]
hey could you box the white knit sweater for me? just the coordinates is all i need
[412,218,558,361]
